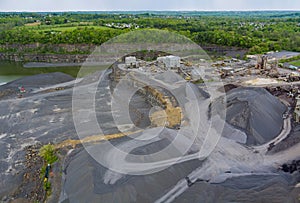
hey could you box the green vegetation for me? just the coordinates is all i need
[0,26,124,45]
[0,11,300,55]
[280,55,300,67]
[43,177,52,197]
[192,79,205,84]
[39,144,58,164]
[40,164,52,197]
[39,144,58,198]
[280,55,300,63]
[44,181,51,192]
[290,60,300,67]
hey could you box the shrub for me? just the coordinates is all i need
[39,144,58,164]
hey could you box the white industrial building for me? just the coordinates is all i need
[125,56,137,66]
[157,55,181,69]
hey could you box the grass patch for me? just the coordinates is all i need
[44,181,51,191]
[40,164,51,197]
[290,60,300,67]
[279,55,300,63]
[39,144,58,199]
[43,180,52,197]
[24,22,41,27]
[39,144,58,164]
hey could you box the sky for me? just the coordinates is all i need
[1,0,300,12]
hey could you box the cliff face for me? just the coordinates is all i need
[0,43,95,53]
[0,53,89,63]
[0,43,94,63]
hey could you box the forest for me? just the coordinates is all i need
[0,11,300,55]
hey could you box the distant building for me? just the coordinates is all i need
[157,56,181,69]
[112,55,201,82]
[125,56,137,66]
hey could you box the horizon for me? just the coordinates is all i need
[1,0,300,12]
[1,9,300,13]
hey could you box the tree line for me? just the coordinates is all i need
[0,12,300,54]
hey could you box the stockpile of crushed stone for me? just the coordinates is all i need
[60,87,296,203]
[224,87,286,145]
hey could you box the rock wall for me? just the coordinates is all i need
[0,43,94,63]
[0,43,95,53]
[0,53,89,63]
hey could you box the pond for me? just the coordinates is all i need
[0,62,81,85]
[0,75,24,86]
[0,62,113,86]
